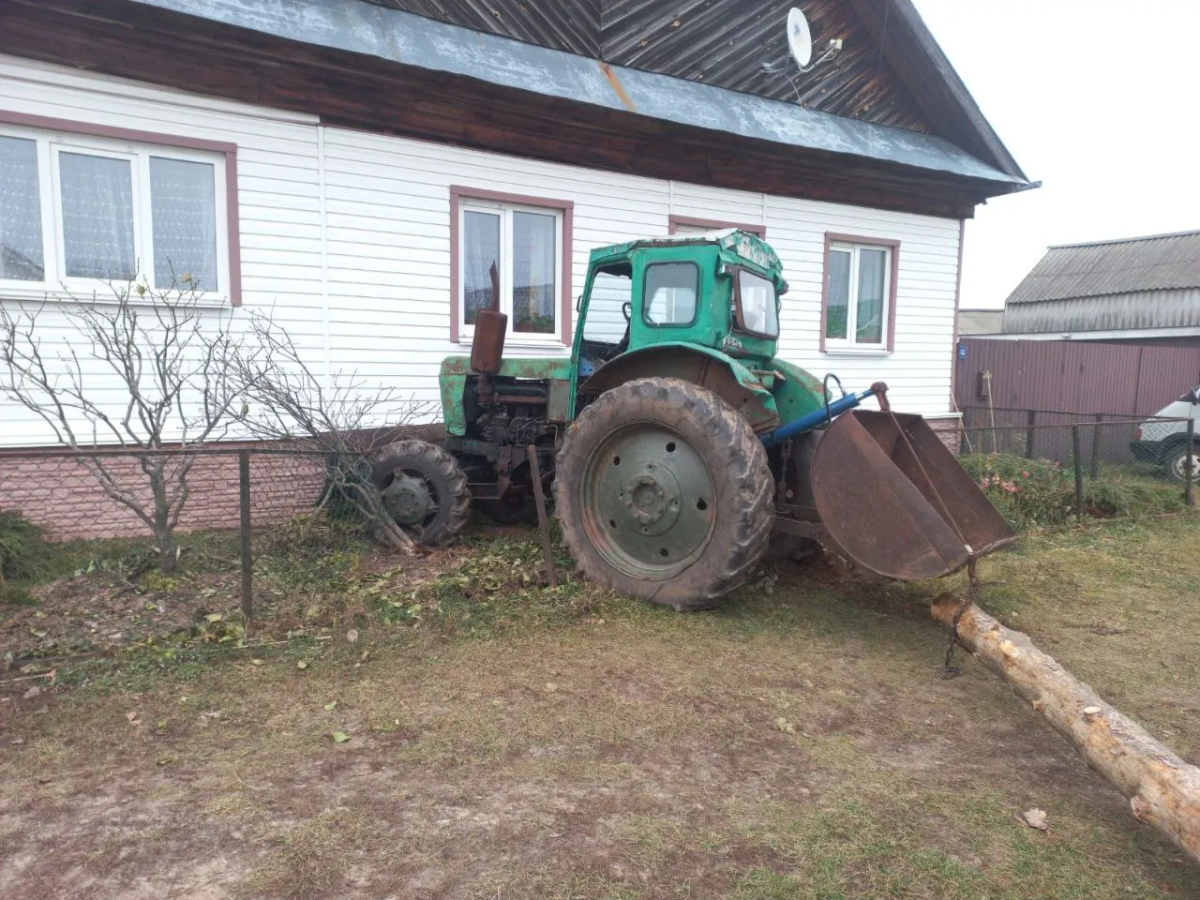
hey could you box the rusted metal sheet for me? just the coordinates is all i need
[956,338,1200,417]
[469,309,507,374]
[599,60,637,112]
[810,409,1014,580]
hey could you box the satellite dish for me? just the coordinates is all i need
[786,8,814,69]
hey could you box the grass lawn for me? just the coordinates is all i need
[1,514,1198,899]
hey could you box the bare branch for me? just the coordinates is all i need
[0,279,244,575]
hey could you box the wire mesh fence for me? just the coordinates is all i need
[957,406,1196,522]
[0,445,335,620]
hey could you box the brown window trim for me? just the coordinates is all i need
[668,214,766,238]
[820,232,901,353]
[450,185,575,347]
[0,109,242,306]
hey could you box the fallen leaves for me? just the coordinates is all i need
[331,731,350,744]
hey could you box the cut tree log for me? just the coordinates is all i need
[932,593,1200,864]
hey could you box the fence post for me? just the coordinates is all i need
[238,450,253,622]
[1188,419,1196,509]
[1090,413,1103,480]
[1025,409,1037,459]
[1071,425,1085,521]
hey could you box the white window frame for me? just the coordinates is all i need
[825,241,893,352]
[0,123,230,305]
[457,198,564,346]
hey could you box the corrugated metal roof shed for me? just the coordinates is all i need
[1002,231,1200,335]
[1007,231,1200,305]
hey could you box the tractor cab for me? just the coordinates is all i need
[575,229,787,383]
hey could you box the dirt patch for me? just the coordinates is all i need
[2,517,1199,898]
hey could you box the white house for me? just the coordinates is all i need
[0,0,1032,537]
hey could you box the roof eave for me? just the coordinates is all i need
[125,0,1031,191]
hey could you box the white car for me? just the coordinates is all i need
[1131,386,1200,482]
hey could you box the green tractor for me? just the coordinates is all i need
[373,230,1014,609]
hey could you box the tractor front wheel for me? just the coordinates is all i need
[555,378,774,610]
[372,440,471,547]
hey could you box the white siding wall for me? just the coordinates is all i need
[0,56,962,447]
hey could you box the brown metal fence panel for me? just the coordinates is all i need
[1135,345,1200,413]
[957,338,1200,417]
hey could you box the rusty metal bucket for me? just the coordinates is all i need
[810,410,1015,580]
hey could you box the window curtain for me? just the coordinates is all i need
[856,248,887,344]
[512,211,555,334]
[463,210,500,326]
[59,152,136,282]
[825,250,851,339]
[150,157,218,291]
[0,136,45,281]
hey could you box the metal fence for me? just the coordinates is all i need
[0,444,333,620]
[958,406,1197,516]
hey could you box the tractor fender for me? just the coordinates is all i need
[578,344,780,433]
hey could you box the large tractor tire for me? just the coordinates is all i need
[372,440,471,547]
[555,377,774,610]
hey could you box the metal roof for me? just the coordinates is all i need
[357,0,1028,183]
[1007,230,1200,305]
[130,0,1029,188]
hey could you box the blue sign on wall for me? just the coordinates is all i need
[958,344,967,360]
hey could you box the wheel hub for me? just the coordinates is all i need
[585,425,715,574]
[383,475,432,526]
[624,464,683,534]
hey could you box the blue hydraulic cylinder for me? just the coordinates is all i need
[760,386,879,449]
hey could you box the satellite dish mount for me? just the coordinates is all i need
[785,7,843,74]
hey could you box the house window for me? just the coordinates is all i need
[0,122,231,300]
[822,234,899,351]
[452,187,573,345]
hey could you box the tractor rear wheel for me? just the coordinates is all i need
[372,440,471,547]
[555,377,773,610]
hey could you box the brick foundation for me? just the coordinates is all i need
[927,417,963,455]
[0,447,326,541]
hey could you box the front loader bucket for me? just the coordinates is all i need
[809,410,1015,580]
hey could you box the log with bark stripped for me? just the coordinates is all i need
[931,593,1200,864]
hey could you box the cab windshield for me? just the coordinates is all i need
[735,269,779,339]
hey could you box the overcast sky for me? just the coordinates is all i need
[912,0,1200,310]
